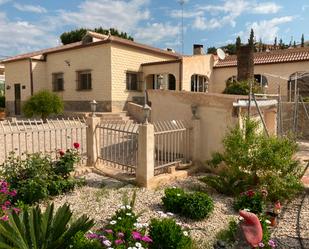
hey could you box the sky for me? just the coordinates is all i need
[0,0,308,58]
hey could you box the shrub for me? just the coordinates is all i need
[0,146,82,205]
[22,90,64,121]
[201,118,303,202]
[162,187,186,214]
[233,189,265,214]
[149,218,193,249]
[223,80,261,95]
[0,95,5,108]
[162,187,214,220]
[0,203,94,249]
[182,192,214,220]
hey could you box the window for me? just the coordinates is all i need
[52,73,64,91]
[191,74,208,92]
[126,72,139,91]
[77,70,92,90]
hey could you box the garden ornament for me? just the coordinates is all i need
[239,210,263,248]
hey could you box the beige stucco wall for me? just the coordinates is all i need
[142,62,180,90]
[45,44,112,102]
[211,61,309,98]
[182,55,214,91]
[5,60,30,102]
[32,60,47,93]
[148,90,240,161]
[148,90,278,162]
[110,43,176,111]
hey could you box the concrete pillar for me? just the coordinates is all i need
[86,116,101,166]
[191,118,201,162]
[136,123,154,187]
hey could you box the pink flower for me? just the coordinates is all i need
[9,190,17,197]
[115,239,123,245]
[275,201,281,210]
[0,215,8,221]
[1,205,7,211]
[73,142,80,149]
[246,190,255,197]
[258,242,265,247]
[59,150,65,156]
[13,207,20,214]
[104,229,113,234]
[4,201,11,206]
[117,232,125,238]
[132,231,142,240]
[86,233,99,239]
[268,239,276,248]
[142,235,153,243]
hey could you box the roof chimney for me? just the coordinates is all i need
[193,44,204,55]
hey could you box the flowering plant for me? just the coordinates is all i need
[54,142,81,178]
[87,192,152,248]
[234,189,266,214]
[0,180,19,221]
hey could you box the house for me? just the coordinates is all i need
[0,64,4,96]
[1,31,213,116]
[1,30,309,116]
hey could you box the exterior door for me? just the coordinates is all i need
[14,84,21,115]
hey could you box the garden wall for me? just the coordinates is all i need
[148,90,277,162]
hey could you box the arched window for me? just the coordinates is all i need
[254,74,268,87]
[191,74,209,92]
[226,76,237,83]
[168,74,176,90]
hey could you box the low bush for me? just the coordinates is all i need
[0,203,94,249]
[162,187,214,220]
[223,80,261,95]
[233,189,265,214]
[201,118,303,202]
[0,144,83,205]
[162,187,185,214]
[22,90,64,121]
[149,218,193,249]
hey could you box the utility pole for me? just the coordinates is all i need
[178,0,185,55]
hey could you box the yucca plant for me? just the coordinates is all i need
[0,203,94,249]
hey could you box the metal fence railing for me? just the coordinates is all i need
[154,120,191,175]
[0,118,87,164]
[98,121,138,174]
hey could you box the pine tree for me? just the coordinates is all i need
[293,41,297,48]
[279,38,284,49]
[236,36,241,50]
[274,37,277,47]
[301,34,305,47]
[248,29,255,48]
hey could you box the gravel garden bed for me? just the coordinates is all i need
[48,172,238,248]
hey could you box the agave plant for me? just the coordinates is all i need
[0,203,94,249]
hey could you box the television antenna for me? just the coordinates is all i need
[216,48,226,60]
[178,0,186,54]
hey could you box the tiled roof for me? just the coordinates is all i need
[1,32,180,63]
[214,47,309,68]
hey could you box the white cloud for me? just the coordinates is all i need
[193,0,282,30]
[13,3,47,14]
[0,12,57,56]
[302,5,309,11]
[245,16,294,42]
[252,2,282,14]
[170,10,203,19]
[135,22,180,44]
[57,0,150,33]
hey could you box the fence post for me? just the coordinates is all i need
[86,116,101,166]
[136,123,154,187]
[191,118,201,162]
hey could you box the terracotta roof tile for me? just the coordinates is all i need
[214,47,309,68]
[1,32,180,63]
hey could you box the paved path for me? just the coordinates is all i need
[273,141,309,249]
